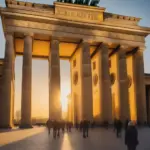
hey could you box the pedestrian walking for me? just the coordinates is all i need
[125,119,129,131]
[114,118,117,132]
[60,120,65,134]
[52,120,60,139]
[116,119,123,138]
[46,119,52,135]
[125,121,139,150]
[80,121,83,132]
[82,119,89,138]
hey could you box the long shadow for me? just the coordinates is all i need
[0,128,63,150]
[0,126,22,133]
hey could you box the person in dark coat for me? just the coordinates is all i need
[80,121,83,132]
[46,119,52,135]
[91,121,95,129]
[75,122,79,130]
[116,119,123,138]
[52,120,57,138]
[61,120,65,134]
[114,118,117,131]
[66,122,69,132]
[57,120,61,137]
[82,119,89,138]
[125,121,139,150]
[68,122,73,132]
[125,119,129,131]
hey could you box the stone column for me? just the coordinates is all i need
[135,49,147,123]
[49,40,61,120]
[81,42,93,121]
[0,33,15,128]
[98,43,112,123]
[20,35,32,128]
[118,49,130,121]
[147,87,150,125]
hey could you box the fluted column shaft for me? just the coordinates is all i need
[99,43,112,123]
[20,35,32,128]
[135,50,147,123]
[49,40,61,120]
[118,50,130,121]
[81,42,93,121]
[147,87,150,124]
[0,33,15,128]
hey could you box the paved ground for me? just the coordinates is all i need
[0,127,150,150]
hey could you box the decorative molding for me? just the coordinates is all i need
[93,73,98,86]
[104,12,141,23]
[110,73,115,85]
[73,71,78,85]
[127,75,132,88]
[5,0,53,10]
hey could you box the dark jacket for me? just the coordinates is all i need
[125,126,138,146]
[82,120,89,129]
[116,120,122,130]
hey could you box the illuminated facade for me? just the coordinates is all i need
[0,0,150,128]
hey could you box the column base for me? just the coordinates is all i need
[19,124,33,129]
[0,125,12,129]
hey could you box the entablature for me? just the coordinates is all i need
[0,0,149,37]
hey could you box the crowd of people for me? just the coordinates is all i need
[46,119,73,138]
[46,119,91,139]
[46,118,139,150]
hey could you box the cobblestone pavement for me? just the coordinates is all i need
[0,127,150,150]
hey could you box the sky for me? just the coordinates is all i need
[0,0,150,118]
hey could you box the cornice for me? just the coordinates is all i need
[2,0,150,36]
[104,12,141,23]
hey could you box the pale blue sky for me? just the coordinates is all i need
[0,0,150,118]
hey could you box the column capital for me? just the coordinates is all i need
[23,33,34,38]
[51,39,60,44]
[4,31,14,37]
[135,47,145,56]
[98,42,109,54]
[138,46,145,52]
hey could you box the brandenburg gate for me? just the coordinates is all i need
[0,0,150,128]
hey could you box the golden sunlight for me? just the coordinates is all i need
[60,86,70,113]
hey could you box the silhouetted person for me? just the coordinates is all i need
[91,121,95,129]
[57,120,61,137]
[116,119,123,138]
[52,120,57,139]
[104,121,109,129]
[66,122,69,132]
[46,119,52,135]
[75,122,79,130]
[67,122,73,132]
[114,118,117,132]
[125,121,139,150]
[61,120,65,133]
[125,119,129,131]
[80,121,83,132]
[82,119,89,138]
